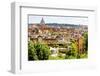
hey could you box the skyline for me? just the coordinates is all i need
[28,15,88,25]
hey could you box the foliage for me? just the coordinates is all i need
[65,40,78,59]
[65,32,88,59]
[79,53,87,58]
[77,32,88,58]
[35,43,51,60]
[28,41,50,60]
[83,32,88,53]
[28,41,38,60]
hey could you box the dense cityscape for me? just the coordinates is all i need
[28,18,88,60]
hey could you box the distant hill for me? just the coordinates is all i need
[28,23,88,28]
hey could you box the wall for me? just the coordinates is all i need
[0,0,100,76]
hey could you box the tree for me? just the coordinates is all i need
[76,32,88,58]
[77,32,88,58]
[83,32,88,53]
[35,43,50,60]
[28,41,38,60]
[65,40,78,59]
[28,41,50,60]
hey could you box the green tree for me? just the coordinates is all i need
[35,43,50,60]
[28,41,50,60]
[65,40,78,59]
[83,32,88,53]
[28,41,38,60]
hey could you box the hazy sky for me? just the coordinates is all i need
[28,15,88,25]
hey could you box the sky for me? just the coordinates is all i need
[28,15,88,25]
